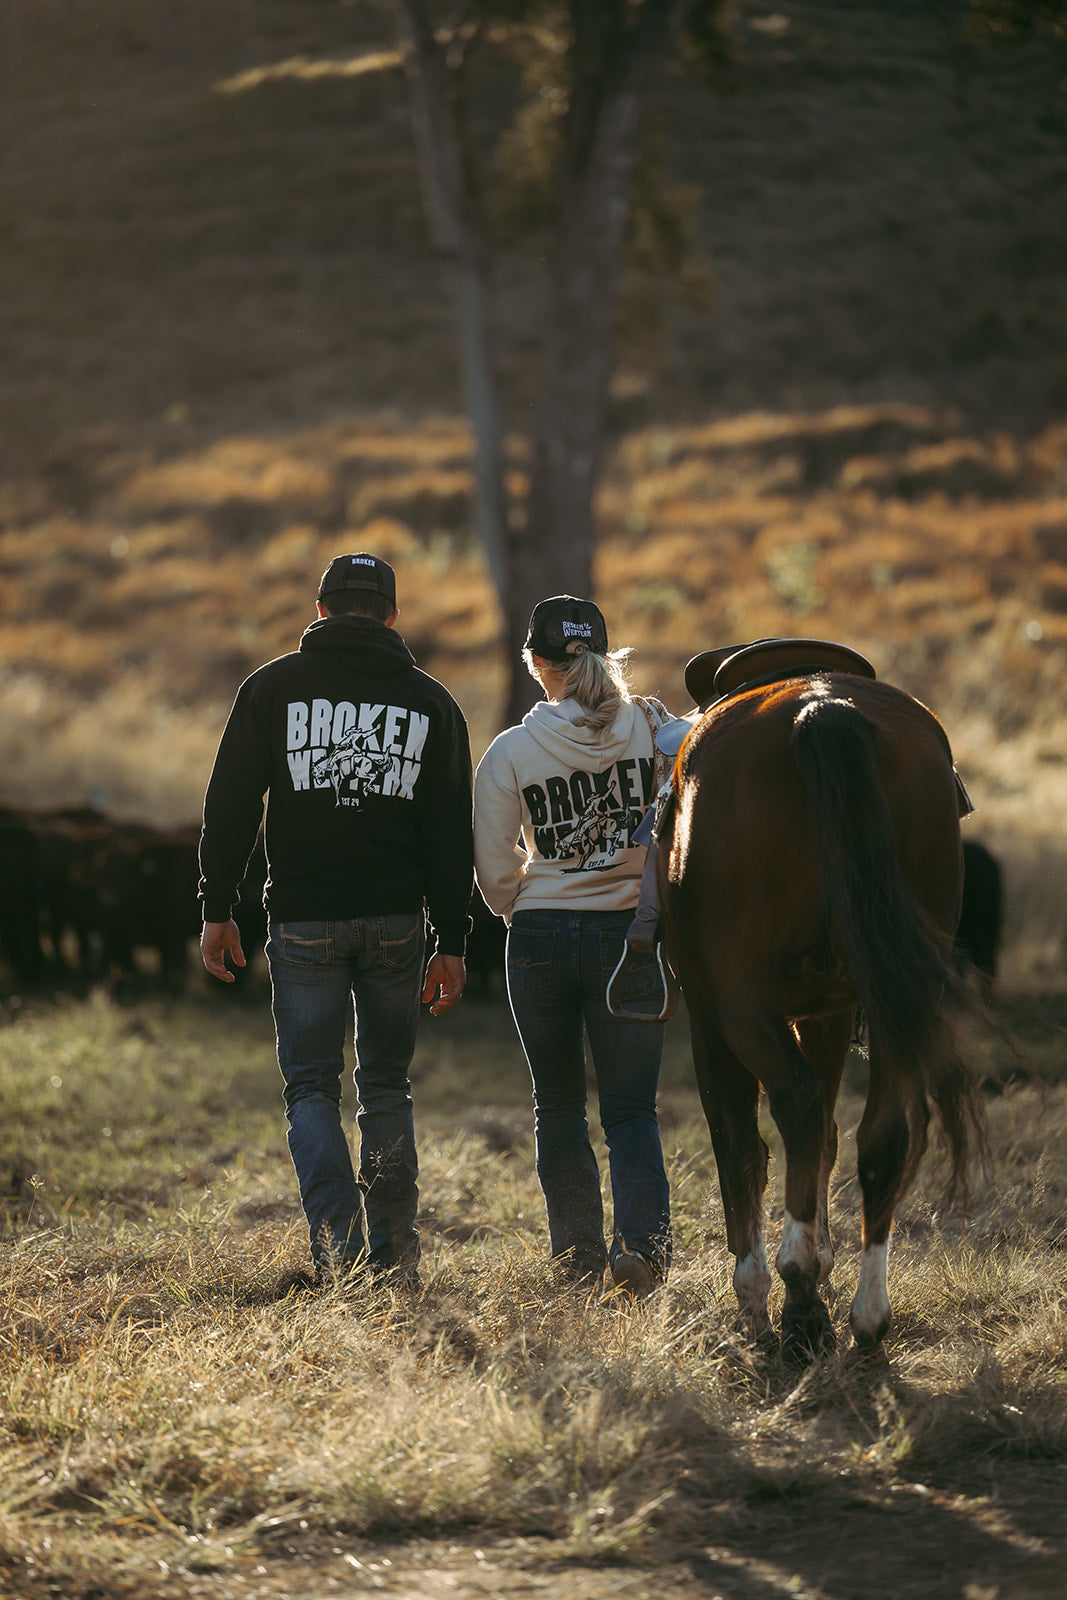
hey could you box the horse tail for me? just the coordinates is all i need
[790,692,986,1201]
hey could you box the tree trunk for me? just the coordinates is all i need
[508,0,693,724]
[396,0,695,729]
[394,0,510,609]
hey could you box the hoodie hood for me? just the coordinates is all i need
[521,696,643,768]
[298,614,416,676]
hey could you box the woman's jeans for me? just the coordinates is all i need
[267,914,425,1272]
[506,907,672,1280]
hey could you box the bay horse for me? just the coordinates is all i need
[659,646,986,1358]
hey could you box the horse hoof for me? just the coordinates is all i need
[780,1330,826,1366]
[747,1324,782,1360]
[850,1311,892,1351]
[848,1339,890,1372]
[780,1301,836,1364]
[733,1311,777,1354]
[754,1325,781,1358]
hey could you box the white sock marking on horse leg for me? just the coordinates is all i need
[733,1236,772,1328]
[776,1211,816,1281]
[815,1188,834,1285]
[851,1241,891,1344]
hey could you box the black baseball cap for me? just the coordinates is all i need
[317,552,397,608]
[524,595,609,662]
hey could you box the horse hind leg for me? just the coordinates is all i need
[795,1010,852,1298]
[748,1015,842,1362]
[709,997,837,1360]
[850,1041,928,1351]
[688,1004,774,1345]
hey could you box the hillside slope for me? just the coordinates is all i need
[0,0,1063,457]
[0,0,1064,983]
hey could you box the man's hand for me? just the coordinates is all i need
[422,952,465,1016]
[201,919,247,984]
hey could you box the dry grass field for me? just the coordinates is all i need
[1,990,1065,1600]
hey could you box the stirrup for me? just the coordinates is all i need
[605,939,678,1023]
[625,904,659,954]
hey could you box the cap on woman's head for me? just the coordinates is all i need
[524,595,609,662]
[317,552,397,608]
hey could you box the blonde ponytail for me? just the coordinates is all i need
[525,644,634,736]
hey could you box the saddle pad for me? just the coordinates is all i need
[654,714,700,758]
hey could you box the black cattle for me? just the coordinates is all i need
[0,808,44,985]
[465,890,507,999]
[955,839,1004,1001]
[123,822,203,990]
[29,807,203,992]
[33,805,122,979]
[229,833,269,987]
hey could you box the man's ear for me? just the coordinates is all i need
[385,608,400,629]
[316,601,329,619]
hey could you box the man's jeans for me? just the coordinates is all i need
[506,907,672,1280]
[267,914,425,1271]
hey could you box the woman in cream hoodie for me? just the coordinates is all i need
[474,596,672,1297]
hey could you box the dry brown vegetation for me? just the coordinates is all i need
[3,400,1065,985]
[1,992,1065,1600]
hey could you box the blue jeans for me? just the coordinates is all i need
[506,908,672,1280]
[266,914,425,1271]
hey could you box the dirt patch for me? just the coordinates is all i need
[11,1461,1065,1600]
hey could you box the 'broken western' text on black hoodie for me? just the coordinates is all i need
[198,616,473,955]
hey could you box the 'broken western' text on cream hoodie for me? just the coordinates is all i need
[473,696,665,923]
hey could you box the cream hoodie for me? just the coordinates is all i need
[474,696,662,923]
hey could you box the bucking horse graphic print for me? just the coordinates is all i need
[522,756,656,873]
[557,786,630,873]
[285,698,430,808]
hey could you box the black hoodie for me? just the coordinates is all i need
[199,615,473,955]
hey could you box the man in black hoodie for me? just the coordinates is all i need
[199,553,473,1285]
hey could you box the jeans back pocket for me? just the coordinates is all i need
[267,922,332,965]
[507,926,556,991]
[377,914,425,971]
